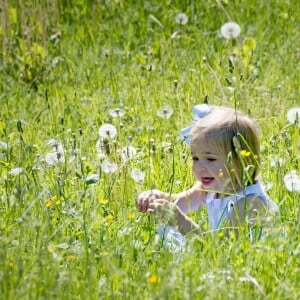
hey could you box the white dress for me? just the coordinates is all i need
[157,181,279,250]
[206,181,279,230]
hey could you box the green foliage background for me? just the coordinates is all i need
[0,0,299,299]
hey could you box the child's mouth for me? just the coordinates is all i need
[201,177,214,185]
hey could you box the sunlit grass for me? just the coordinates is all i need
[0,0,299,299]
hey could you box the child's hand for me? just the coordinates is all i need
[147,198,176,221]
[137,190,168,213]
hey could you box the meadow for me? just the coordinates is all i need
[0,0,299,299]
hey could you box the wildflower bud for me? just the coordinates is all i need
[17,120,23,133]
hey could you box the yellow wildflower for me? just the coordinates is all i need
[218,169,224,178]
[127,213,135,219]
[240,150,251,157]
[218,231,225,238]
[105,215,114,222]
[99,198,108,205]
[147,275,159,284]
[45,200,52,208]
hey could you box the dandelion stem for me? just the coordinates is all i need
[215,0,232,21]
[203,57,227,101]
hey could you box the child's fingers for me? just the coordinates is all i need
[137,190,158,212]
[137,192,154,212]
[137,195,149,212]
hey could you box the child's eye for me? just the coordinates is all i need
[207,157,217,162]
[192,157,198,161]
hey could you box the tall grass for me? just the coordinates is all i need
[0,0,299,299]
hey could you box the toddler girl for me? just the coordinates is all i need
[137,104,279,241]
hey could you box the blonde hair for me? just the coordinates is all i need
[190,106,260,190]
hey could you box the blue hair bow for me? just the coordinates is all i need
[180,104,212,144]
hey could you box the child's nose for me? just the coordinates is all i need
[195,161,207,171]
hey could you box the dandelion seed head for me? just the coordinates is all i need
[229,53,239,64]
[108,108,125,118]
[85,173,100,184]
[269,155,284,167]
[46,139,65,165]
[220,21,241,39]
[175,13,188,25]
[121,146,137,162]
[284,170,300,192]
[0,141,8,150]
[287,107,300,126]
[101,160,118,174]
[8,167,23,176]
[157,105,174,119]
[99,124,117,139]
[130,168,145,182]
[45,152,64,166]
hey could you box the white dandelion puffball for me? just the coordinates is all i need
[85,173,100,184]
[0,140,8,150]
[8,167,24,176]
[99,124,117,139]
[156,105,174,119]
[121,146,137,162]
[108,108,125,118]
[284,170,300,192]
[130,169,145,182]
[220,21,241,39]
[45,152,64,166]
[287,107,300,126]
[101,160,118,174]
[175,13,188,25]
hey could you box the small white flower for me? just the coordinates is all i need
[44,139,65,166]
[108,108,125,118]
[8,167,23,175]
[130,168,145,182]
[85,173,100,184]
[156,105,174,119]
[99,124,117,139]
[284,170,300,192]
[269,155,284,167]
[101,160,118,174]
[47,139,65,158]
[0,141,8,150]
[175,13,188,25]
[45,152,64,166]
[287,107,300,126]
[220,21,241,39]
[121,146,137,162]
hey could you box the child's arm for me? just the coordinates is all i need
[146,198,200,235]
[137,182,206,214]
[173,181,206,213]
[228,195,278,235]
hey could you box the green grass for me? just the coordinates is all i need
[0,0,299,299]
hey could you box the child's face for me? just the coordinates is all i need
[190,139,231,196]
